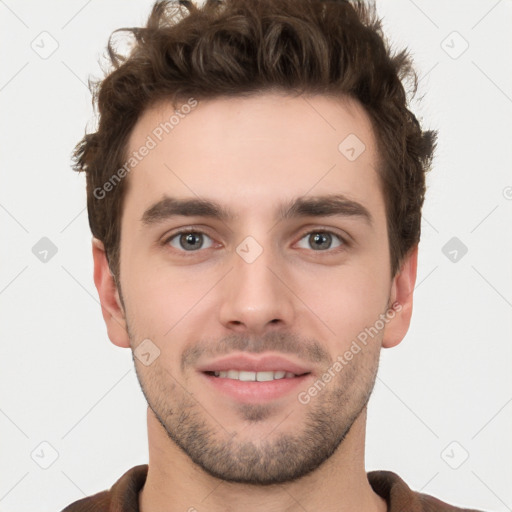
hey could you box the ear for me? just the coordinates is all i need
[92,238,130,348]
[382,244,418,349]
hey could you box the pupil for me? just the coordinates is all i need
[181,233,202,250]
[311,232,330,250]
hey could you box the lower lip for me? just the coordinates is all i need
[200,372,311,403]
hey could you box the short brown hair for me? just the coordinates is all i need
[73,0,436,279]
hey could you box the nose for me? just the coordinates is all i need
[218,240,296,336]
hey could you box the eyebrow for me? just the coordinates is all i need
[141,194,373,227]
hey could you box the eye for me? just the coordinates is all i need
[166,230,214,252]
[296,230,345,251]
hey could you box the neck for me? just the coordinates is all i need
[139,407,387,512]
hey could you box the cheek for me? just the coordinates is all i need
[123,263,213,340]
[307,265,390,351]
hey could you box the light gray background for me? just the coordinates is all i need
[1,0,511,510]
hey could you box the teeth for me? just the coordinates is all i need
[212,370,298,381]
[239,371,256,381]
[257,371,275,382]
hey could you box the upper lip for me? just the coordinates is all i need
[197,353,312,375]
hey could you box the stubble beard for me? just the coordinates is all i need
[131,335,380,485]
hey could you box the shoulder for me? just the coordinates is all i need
[60,465,148,512]
[367,470,485,512]
[60,490,111,512]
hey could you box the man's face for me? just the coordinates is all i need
[116,93,396,484]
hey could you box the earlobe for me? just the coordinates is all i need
[92,238,131,349]
[382,245,418,349]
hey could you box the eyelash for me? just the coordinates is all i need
[162,227,349,255]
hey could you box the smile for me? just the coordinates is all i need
[207,370,307,381]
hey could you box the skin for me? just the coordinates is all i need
[93,93,417,512]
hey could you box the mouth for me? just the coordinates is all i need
[204,370,309,381]
[198,354,313,403]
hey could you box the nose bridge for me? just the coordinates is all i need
[218,234,295,333]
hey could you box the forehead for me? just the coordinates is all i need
[123,93,384,223]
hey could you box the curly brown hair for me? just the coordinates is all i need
[73,0,436,280]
